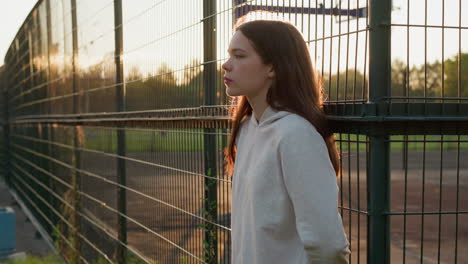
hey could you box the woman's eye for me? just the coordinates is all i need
[234,55,244,58]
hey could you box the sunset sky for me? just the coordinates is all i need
[1,0,466,74]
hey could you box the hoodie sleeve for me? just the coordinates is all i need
[279,121,350,264]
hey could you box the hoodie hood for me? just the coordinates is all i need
[250,105,291,127]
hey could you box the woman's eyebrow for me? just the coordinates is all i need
[228,48,247,53]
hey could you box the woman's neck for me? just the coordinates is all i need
[247,91,269,122]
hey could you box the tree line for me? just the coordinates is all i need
[76,52,467,112]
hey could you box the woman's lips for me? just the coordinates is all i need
[224,77,233,84]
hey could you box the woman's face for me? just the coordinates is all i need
[222,31,275,98]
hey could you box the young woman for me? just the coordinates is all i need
[223,19,350,264]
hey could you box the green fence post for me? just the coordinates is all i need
[367,134,390,264]
[368,0,392,263]
[71,0,82,262]
[44,123,55,233]
[2,89,11,188]
[114,0,127,262]
[46,0,52,118]
[203,0,218,263]
[45,0,58,241]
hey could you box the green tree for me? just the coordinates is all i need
[444,52,468,98]
[391,52,468,101]
[322,69,366,101]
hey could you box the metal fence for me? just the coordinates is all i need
[1,0,467,263]
[1,66,6,184]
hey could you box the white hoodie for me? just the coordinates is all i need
[231,106,350,264]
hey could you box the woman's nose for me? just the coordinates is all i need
[222,59,230,72]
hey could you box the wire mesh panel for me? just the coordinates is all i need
[76,0,117,114]
[1,67,6,181]
[387,0,468,125]
[48,0,74,115]
[10,124,79,262]
[6,26,32,118]
[0,125,4,180]
[389,134,468,264]
[122,0,206,111]
[390,0,468,103]
[2,0,468,264]
[106,127,230,264]
[218,0,369,109]
[336,133,369,264]
[7,0,74,118]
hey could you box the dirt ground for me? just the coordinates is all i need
[73,150,468,263]
[7,149,466,263]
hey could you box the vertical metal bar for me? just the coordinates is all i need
[46,0,56,254]
[402,134,409,264]
[36,124,46,233]
[45,0,58,239]
[437,136,444,263]
[32,125,43,227]
[454,134,460,263]
[455,6,462,263]
[28,31,34,117]
[458,0,462,103]
[114,0,127,262]
[15,38,21,118]
[352,0,359,114]
[344,0,350,106]
[336,0,342,103]
[347,134,352,263]
[424,0,427,103]
[45,124,55,227]
[314,0,317,63]
[203,0,218,262]
[3,89,11,188]
[367,134,390,264]
[339,134,344,216]
[328,0,333,100]
[356,134,361,263]
[1,66,6,184]
[71,0,79,116]
[368,0,391,104]
[361,0,369,101]
[441,0,445,104]
[321,2,325,82]
[70,0,81,262]
[368,0,391,263]
[420,135,427,262]
[300,0,304,32]
[46,0,52,118]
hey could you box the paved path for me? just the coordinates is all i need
[0,177,58,259]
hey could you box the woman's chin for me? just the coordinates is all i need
[226,87,241,97]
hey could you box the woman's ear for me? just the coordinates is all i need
[267,65,275,79]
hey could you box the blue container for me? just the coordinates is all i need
[0,207,16,257]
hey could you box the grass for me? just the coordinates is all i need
[335,134,468,152]
[0,253,147,264]
[0,254,65,264]
[62,128,468,153]
[83,129,227,153]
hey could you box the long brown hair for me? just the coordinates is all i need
[225,19,340,177]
